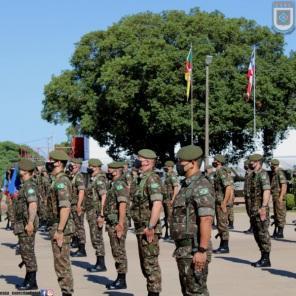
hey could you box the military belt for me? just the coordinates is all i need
[175,238,192,248]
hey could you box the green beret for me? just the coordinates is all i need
[214,154,226,164]
[164,160,174,167]
[19,159,35,171]
[35,159,44,166]
[49,150,69,161]
[71,158,83,164]
[249,154,263,161]
[88,158,102,167]
[108,161,125,169]
[176,145,203,161]
[271,159,280,166]
[138,149,157,159]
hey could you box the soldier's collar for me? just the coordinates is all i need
[185,172,202,185]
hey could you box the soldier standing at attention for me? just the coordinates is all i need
[249,154,272,268]
[243,160,253,234]
[85,158,108,272]
[162,160,180,239]
[270,159,287,239]
[105,161,129,290]
[14,159,39,290]
[69,158,87,257]
[130,149,163,296]
[171,145,215,296]
[46,150,74,296]
[212,155,233,254]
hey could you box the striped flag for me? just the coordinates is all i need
[246,48,255,100]
[185,47,192,100]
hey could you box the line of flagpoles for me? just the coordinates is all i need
[184,44,257,150]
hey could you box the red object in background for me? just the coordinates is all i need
[71,137,84,158]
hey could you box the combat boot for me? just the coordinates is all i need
[17,271,38,290]
[62,293,72,296]
[70,236,79,248]
[213,239,229,254]
[106,273,127,290]
[276,226,284,239]
[70,243,87,257]
[148,292,159,296]
[251,252,271,268]
[271,226,278,238]
[87,256,107,272]
[228,221,234,229]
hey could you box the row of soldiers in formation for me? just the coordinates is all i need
[4,145,295,296]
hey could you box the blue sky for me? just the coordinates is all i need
[0,0,295,157]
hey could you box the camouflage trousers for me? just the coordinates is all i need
[7,198,15,225]
[227,204,234,223]
[71,205,86,244]
[215,203,229,240]
[106,224,128,273]
[245,197,251,217]
[251,215,271,253]
[38,196,48,222]
[49,231,74,294]
[136,234,161,293]
[86,208,105,256]
[174,245,211,296]
[272,196,286,227]
[18,233,37,272]
[163,201,173,229]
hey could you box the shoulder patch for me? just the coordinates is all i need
[28,188,35,194]
[150,183,160,189]
[116,184,124,191]
[199,188,209,195]
[56,183,65,190]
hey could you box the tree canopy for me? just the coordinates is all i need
[42,8,296,161]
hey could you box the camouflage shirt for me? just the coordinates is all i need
[71,172,85,205]
[205,172,215,188]
[171,172,215,241]
[271,168,287,197]
[214,167,233,203]
[163,171,179,201]
[244,170,253,199]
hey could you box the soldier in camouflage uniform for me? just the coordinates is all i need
[68,158,87,257]
[205,165,215,187]
[270,159,287,239]
[212,155,233,254]
[130,149,163,296]
[243,160,253,234]
[249,154,272,268]
[46,150,75,296]
[171,145,215,296]
[14,159,39,290]
[105,161,129,290]
[85,158,108,272]
[162,160,180,239]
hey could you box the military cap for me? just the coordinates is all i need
[176,145,203,160]
[138,149,157,159]
[108,161,125,169]
[271,159,280,166]
[49,150,69,161]
[164,160,174,167]
[214,154,226,164]
[19,159,35,171]
[249,154,263,161]
[88,158,102,167]
[35,159,44,166]
[71,158,83,164]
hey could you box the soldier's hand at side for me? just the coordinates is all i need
[144,227,155,243]
[25,222,34,236]
[53,231,64,248]
[192,252,207,272]
[259,207,267,221]
[115,223,124,239]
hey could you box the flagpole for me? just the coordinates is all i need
[253,46,256,140]
[191,75,193,145]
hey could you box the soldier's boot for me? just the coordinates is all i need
[276,226,284,239]
[163,226,170,240]
[251,252,271,268]
[106,273,127,290]
[62,293,72,296]
[271,226,278,238]
[17,271,38,290]
[228,221,234,230]
[16,272,29,289]
[213,239,229,254]
[147,292,159,296]
[70,236,79,248]
[87,256,107,272]
[70,243,87,257]
[5,219,10,230]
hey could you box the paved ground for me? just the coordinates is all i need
[0,208,296,296]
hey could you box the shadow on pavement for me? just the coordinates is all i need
[271,238,296,244]
[84,274,109,285]
[262,268,296,279]
[215,256,253,265]
[104,291,134,296]
[71,260,92,270]
[0,274,23,286]
[1,242,18,249]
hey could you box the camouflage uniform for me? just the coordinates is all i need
[250,169,271,253]
[85,172,107,257]
[171,172,215,296]
[48,171,74,294]
[71,172,86,244]
[130,170,162,293]
[14,179,39,273]
[105,176,129,274]
[244,170,253,218]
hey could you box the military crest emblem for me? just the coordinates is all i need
[272,1,295,34]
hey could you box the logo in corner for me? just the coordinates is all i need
[272,1,295,34]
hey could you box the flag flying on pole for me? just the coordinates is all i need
[246,48,255,100]
[185,46,192,100]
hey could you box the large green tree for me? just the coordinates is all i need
[42,8,296,161]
